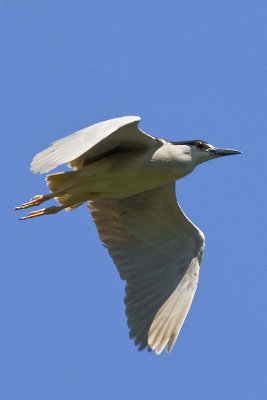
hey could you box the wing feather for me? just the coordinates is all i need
[89,183,205,354]
[31,115,158,173]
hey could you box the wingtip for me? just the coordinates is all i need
[121,115,141,125]
[30,156,53,174]
[30,154,43,174]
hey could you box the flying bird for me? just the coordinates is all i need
[15,116,241,354]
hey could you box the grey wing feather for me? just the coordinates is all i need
[31,115,158,174]
[89,183,205,354]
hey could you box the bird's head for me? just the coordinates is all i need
[172,140,242,167]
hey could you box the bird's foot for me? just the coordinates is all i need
[13,194,47,210]
[19,205,63,220]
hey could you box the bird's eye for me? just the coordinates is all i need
[196,142,206,150]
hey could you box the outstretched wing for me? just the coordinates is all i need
[89,183,205,355]
[31,116,159,174]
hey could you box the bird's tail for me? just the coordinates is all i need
[46,171,84,211]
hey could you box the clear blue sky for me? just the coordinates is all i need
[1,1,266,399]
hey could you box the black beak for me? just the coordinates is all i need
[209,147,242,156]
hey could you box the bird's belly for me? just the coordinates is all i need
[91,172,169,198]
[77,154,191,199]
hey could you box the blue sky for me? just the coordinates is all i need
[1,1,267,399]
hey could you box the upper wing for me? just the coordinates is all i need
[31,115,159,174]
[89,183,205,355]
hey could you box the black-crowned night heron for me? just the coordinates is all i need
[15,116,241,354]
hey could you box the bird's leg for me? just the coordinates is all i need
[19,205,65,220]
[13,193,54,210]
